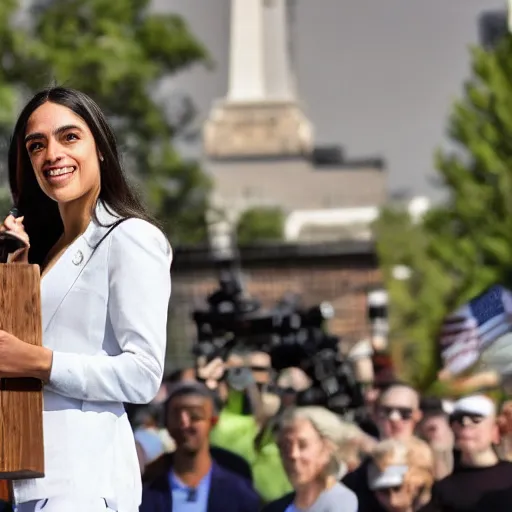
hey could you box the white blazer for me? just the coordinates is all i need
[13,201,172,511]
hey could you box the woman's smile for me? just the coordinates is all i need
[43,165,77,186]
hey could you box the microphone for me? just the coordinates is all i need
[186,488,198,502]
[0,206,27,262]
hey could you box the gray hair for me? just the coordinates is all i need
[278,406,359,477]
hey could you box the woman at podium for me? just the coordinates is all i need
[0,87,172,511]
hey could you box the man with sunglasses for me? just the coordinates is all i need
[375,385,423,441]
[421,395,512,511]
[343,383,423,511]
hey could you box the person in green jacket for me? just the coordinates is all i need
[199,352,293,503]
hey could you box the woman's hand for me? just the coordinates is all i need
[0,330,53,381]
[0,213,30,263]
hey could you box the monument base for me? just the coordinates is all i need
[204,100,313,158]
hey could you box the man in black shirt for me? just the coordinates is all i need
[422,394,512,512]
[343,383,423,512]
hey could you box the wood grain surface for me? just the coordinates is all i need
[0,264,44,485]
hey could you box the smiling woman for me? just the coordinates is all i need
[25,115,95,192]
[262,406,358,512]
[20,102,104,277]
[0,87,173,512]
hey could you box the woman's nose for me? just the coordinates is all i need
[287,445,300,460]
[45,139,63,163]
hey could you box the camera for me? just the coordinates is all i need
[191,261,364,414]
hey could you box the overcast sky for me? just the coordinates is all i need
[152,0,504,201]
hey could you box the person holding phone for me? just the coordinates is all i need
[0,87,172,512]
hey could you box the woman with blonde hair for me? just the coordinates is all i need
[262,406,358,512]
[367,437,435,512]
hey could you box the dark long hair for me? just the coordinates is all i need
[8,86,158,265]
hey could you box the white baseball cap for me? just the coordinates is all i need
[368,463,408,491]
[452,395,495,417]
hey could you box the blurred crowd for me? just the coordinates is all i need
[129,348,512,512]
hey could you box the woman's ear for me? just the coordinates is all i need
[492,422,501,445]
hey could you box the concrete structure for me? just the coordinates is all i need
[204,0,313,159]
[153,0,501,201]
[203,0,386,242]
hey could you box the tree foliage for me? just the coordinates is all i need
[236,207,285,245]
[375,35,512,390]
[0,0,212,244]
[0,0,32,183]
[373,207,453,389]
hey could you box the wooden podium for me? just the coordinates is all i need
[0,264,44,500]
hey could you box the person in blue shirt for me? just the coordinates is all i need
[140,381,260,512]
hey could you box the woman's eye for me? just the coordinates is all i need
[28,142,43,153]
[66,133,79,141]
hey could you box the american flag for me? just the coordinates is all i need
[439,285,512,376]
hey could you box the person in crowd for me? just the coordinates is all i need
[374,384,423,442]
[135,393,176,454]
[162,363,255,483]
[262,406,358,512]
[136,441,149,475]
[277,368,312,409]
[135,427,166,474]
[344,423,379,472]
[417,397,455,479]
[348,339,398,438]
[140,381,260,512]
[496,399,512,461]
[368,437,434,512]
[132,404,169,458]
[422,394,512,511]
[0,87,172,512]
[166,367,197,384]
[343,383,423,512]
[203,350,293,503]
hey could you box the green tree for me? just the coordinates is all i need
[0,0,34,184]
[3,0,212,244]
[0,187,13,215]
[373,207,453,389]
[236,206,285,245]
[375,34,512,391]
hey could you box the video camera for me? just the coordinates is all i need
[191,260,364,414]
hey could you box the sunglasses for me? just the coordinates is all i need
[449,413,485,426]
[378,406,414,421]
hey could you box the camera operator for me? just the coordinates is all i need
[196,350,293,504]
[189,258,376,502]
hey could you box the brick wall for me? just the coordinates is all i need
[166,241,382,370]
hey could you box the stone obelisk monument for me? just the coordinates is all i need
[204,0,313,158]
